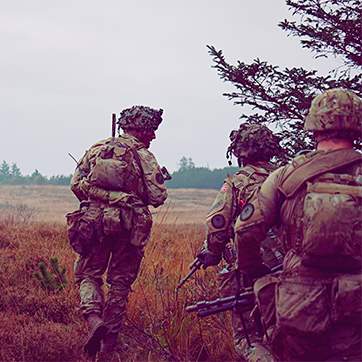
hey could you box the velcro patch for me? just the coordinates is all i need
[211,214,226,229]
[240,203,255,221]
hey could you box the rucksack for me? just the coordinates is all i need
[279,149,362,272]
[85,137,148,203]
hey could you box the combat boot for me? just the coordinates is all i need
[84,313,107,357]
[96,333,119,362]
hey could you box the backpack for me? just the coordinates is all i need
[85,137,148,203]
[279,149,362,272]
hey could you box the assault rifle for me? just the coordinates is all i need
[186,288,254,317]
[186,263,282,318]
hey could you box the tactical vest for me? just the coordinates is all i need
[278,149,362,272]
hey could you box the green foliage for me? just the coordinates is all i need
[0,161,10,183]
[178,156,195,171]
[33,257,67,292]
[168,158,239,189]
[208,0,362,157]
[0,161,72,185]
[279,0,361,67]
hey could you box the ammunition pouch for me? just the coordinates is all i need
[254,273,279,331]
[276,273,362,336]
[331,273,362,324]
[66,205,103,256]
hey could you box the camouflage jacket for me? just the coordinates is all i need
[71,133,167,209]
[205,161,276,255]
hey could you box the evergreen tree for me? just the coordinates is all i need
[0,161,10,183]
[30,169,47,185]
[178,156,189,171]
[9,163,22,184]
[208,0,361,157]
[187,157,195,168]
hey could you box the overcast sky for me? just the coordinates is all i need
[0,0,341,176]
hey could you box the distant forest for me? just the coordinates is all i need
[0,157,238,189]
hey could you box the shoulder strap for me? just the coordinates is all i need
[129,145,150,205]
[279,149,362,198]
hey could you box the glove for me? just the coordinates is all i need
[196,247,222,269]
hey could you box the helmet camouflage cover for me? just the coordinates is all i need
[227,122,282,162]
[305,88,362,133]
[117,105,163,132]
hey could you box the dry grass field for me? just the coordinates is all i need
[0,185,237,362]
[0,185,217,224]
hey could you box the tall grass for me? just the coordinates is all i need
[0,211,235,361]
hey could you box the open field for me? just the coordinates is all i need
[0,185,237,362]
[0,185,218,224]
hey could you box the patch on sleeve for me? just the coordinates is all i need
[155,172,165,184]
[211,214,226,229]
[220,183,229,193]
[239,203,255,221]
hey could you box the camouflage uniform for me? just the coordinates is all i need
[235,89,362,361]
[201,123,283,359]
[68,106,167,358]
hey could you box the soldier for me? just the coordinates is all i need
[67,106,167,361]
[234,88,362,361]
[196,122,283,358]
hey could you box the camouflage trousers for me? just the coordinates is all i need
[74,233,144,334]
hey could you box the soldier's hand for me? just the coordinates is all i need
[196,247,221,269]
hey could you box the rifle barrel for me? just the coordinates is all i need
[176,258,202,290]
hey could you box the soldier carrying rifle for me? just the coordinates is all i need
[67,106,169,361]
[189,122,284,360]
[188,89,362,361]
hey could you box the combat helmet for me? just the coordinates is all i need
[305,88,362,134]
[226,122,282,164]
[117,106,163,133]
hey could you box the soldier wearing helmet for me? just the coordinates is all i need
[67,105,167,361]
[196,122,283,360]
[234,88,362,361]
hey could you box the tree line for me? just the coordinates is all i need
[0,158,235,189]
[166,156,239,189]
[0,161,71,185]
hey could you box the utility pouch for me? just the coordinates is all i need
[254,273,279,330]
[276,276,331,335]
[66,206,102,255]
[331,273,362,324]
[129,207,153,247]
[102,207,123,236]
[89,158,129,191]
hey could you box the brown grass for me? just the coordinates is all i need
[0,186,236,362]
[0,185,217,225]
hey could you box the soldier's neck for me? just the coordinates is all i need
[317,139,353,151]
